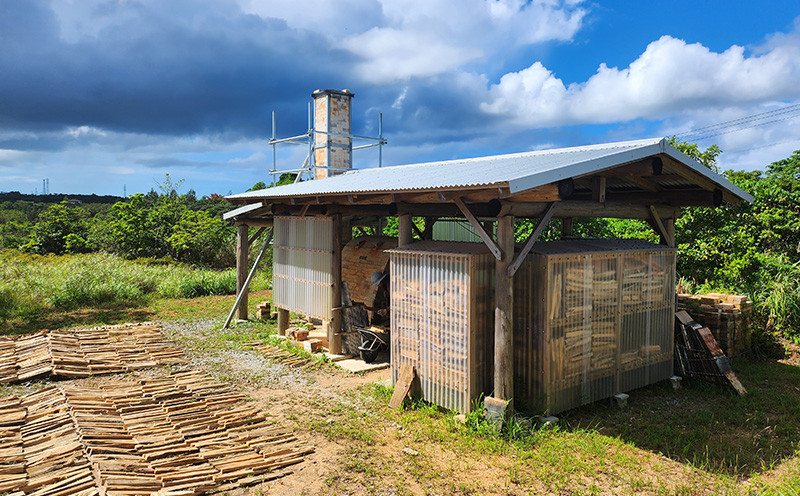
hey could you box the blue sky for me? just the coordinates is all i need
[1,0,799,197]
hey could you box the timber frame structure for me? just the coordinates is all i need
[224,137,752,404]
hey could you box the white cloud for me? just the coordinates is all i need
[482,33,800,126]
[241,0,587,83]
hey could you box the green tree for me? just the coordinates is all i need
[22,201,91,254]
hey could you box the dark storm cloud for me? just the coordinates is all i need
[0,0,357,140]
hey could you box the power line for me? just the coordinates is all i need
[675,102,800,142]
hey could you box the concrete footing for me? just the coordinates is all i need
[484,397,508,431]
[613,393,629,408]
[670,375,683,390]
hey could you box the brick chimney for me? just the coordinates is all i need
[312,89,353,179]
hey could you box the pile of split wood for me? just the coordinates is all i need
[0,323,186,384]
[0,371,313,495]
[677,292,752,356]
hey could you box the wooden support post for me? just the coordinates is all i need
[494,215,515,402]
[561,217,573,238]
[235,224,250,320]
[398,214,412,247]
[329,214,343,355]
[277,308,289,336]
[592,176,607,203]
[665,218,675,247]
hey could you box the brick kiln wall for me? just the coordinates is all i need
[342,235,397,306]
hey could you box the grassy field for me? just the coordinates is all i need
[0,250,270,333]
[1,250,799,495]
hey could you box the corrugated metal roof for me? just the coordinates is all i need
[228,137,753,203]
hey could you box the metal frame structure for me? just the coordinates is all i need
[268,105,387,185]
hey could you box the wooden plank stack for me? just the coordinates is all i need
[677,293,752,356]
[514,240,677,415]
[0,324,186,384]
[0,371,313,495]
[388,243,494,414]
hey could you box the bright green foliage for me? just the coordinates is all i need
[96,191,235,266]
[167,209,234,267]
[672,142,800,340]
[21,201,91,255]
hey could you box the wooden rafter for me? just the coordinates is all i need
[507,202,558,277]
[453,196,502,260]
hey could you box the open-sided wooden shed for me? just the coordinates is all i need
[225,136,752,413]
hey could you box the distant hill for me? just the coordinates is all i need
[0,191,126,205]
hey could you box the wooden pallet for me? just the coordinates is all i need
[0,371,312,495]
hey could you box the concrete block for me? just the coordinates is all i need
[670,375,683,390]
[538,415,559,426]
[613,393,629,408]
[484,396,508,431]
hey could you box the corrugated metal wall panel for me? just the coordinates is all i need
[272,216,333,320]
[389,243,493,413]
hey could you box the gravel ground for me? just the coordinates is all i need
[159,318,316,389]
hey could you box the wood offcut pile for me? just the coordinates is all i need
[677,292,752,356]
[0,371,313,495]
[0,324,186,384]
[249,343,316,368]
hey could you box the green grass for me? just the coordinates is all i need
[0,249,270,333]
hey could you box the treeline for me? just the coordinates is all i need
[0,174,296,268]
[0,192,125,205]
[1,178,235,267]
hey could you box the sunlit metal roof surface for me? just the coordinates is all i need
[227,137,753,203]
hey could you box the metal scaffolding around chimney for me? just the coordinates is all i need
[268,103,387,186]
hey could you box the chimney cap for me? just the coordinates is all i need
[312,88,354,98]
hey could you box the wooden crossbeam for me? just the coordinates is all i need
[507,202,557,277]
[453,197,502,260]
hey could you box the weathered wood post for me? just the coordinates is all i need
[664,218,675,247]
[235,224,250,321]
[277,309,289,336]
[398,214,412,247]
[329,214,343,354]
[494,215,515,402]
[561,217,573,238]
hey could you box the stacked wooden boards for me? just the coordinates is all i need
[0,324,186,384]
[677,292,752,356]
[388,242,494,414]
[0,371,312,495]
[514,239,676,415]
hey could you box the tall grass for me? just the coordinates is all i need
[0,250,270,316]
